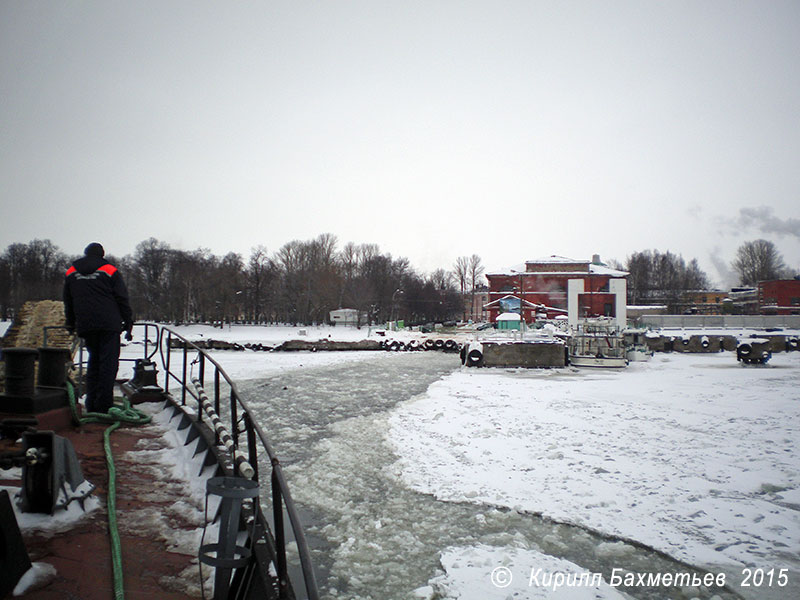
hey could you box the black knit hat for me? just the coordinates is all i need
[84,242,105,257]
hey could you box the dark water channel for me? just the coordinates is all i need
[237,352,742,600]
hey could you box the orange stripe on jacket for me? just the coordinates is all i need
[65,266,76,276]
[97,264,118,276]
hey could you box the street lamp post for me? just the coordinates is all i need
[519,272,526,333]
[389,288,404,330]
[390,289,404,330]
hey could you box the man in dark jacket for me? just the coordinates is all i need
[63,242,134,413]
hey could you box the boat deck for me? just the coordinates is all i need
[3,413,203,599]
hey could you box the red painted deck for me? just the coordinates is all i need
[4,418,203,599]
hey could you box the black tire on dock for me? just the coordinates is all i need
[466,348,483,367]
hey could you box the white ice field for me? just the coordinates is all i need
[4,322,796,598]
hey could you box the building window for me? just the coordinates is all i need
[791,297,800,305]
[604,303,613,316]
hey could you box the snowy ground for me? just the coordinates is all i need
[157,322,430,345]
[120,323,394,382]
[389,352,800,599]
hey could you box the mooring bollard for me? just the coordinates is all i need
[37,347,72,388]
[200,476,260,600]
[2,348,39,398]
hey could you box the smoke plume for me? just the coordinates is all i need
[708,247,738,289]
[729,206,800,239]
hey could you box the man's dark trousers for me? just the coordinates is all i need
[83,331,120,413]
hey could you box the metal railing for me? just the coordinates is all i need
[45,323,162,398]
[139,323,319,600]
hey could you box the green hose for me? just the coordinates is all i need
[66,381,152,600]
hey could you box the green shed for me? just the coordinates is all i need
[496,312,521,330]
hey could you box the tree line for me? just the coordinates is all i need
[0,236,794,323]
[0,235,466,325]
[622,250,711,307]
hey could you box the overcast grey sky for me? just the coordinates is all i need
[2,1,799,286]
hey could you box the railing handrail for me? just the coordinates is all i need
[139,322,319,600]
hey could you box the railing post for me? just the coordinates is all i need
[272,463,288,599]
[181,340,188,406]
[230,388,239,451]
[245,413,259,483]
[164,332,172,394]
[197,354,206,424]
[214,370,221,446]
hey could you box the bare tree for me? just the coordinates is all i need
[247,245,275,322]
[467,254,485,291]
[163,249,199,323]
[625,249,712,311]
[215,252,245,324]
[732,239,787,285]
[275,240,304,324]
[0,239,68,314]
[273,234,343,324]
[467,254,485,322]
[625,251,652,305]
[453,257,469,295]
[683,258,710,290]
[453,256,470,320]
[130,238,172,320]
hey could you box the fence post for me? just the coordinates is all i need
[272,464,288,598]
[230,388,239,451]
[164,332,172,394]
[181,340,188,406]
[213,370,221,446]
[245,413,259,483]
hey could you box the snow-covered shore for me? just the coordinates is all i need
[389,352,800,598]
[120,323,407,381]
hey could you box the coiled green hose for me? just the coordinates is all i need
[66,381,152,600]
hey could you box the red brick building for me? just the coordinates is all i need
[485,255,628,323]
[758,279,800,315]
[466,286,490,323]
